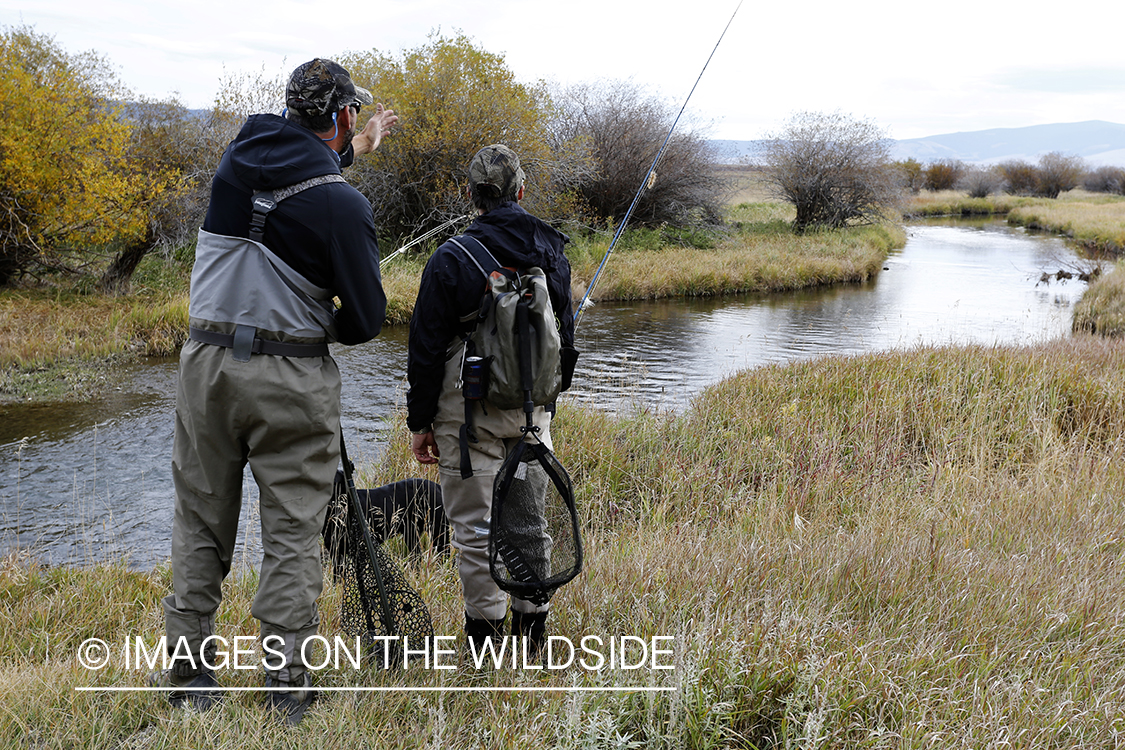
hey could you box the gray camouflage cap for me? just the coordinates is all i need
[468,144,525,200]
[286,58,373,116]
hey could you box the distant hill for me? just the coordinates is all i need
[891,121,1125,166]
[712,120,1125,167]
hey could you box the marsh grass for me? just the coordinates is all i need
[1007,198,1125,254]
[5,337,1125,747]
[568,210,903,301]
[1074,264,1125,336]
[905,191,1018,217]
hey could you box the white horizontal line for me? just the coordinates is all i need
[75,686,675,693]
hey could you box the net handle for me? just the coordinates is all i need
[340,432,399,638]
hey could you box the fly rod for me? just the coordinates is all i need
[574,0,743,326]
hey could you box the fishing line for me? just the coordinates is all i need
[379,214,472,269]
[574,0,743,326]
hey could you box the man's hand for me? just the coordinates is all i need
[411,431,439,465]
[352,103,398,156]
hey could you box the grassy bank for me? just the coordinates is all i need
[1073,263,1125,336]
[4,337,1124,746]
[567,205,903,300]
[1,210,903,404]
[1006,197,1125,254]
[907,189,1125,254]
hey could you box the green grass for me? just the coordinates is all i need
[4,337,1125,746]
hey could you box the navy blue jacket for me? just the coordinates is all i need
[406,202,573,432]
[202,113,386,345]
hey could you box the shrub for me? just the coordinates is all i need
[761,111,902,231]
[1036,152,1085,199]
[893,158,925,193]
[340,35,569,244]
[1083,166,1125,195]
[0,26,164,286]
[958,165,1004,198]
[923,159,965,191]
[549,80,724,229]
[997,159,1040,196]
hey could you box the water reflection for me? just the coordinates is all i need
[570,221,1090,409]
[0,220,1103,565]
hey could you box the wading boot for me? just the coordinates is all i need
[464,615,506,660]
[265,672,315,727]
[147,668,221,712]
[511,610,548,657]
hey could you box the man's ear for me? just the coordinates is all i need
[517,184,525,201]
[341,106,357,131]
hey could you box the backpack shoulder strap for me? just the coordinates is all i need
[249,174,348,242]
[448,235,503,281]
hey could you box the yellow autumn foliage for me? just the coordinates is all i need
[0,26,164,284]
[340,34,567,241]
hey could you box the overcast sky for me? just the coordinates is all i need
[3,0,1123,141]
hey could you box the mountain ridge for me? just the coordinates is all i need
[712,120,1125,167]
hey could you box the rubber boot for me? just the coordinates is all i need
[265,671,315,726]
[465,614,506,656]
[511,610,548,656]
[147,668,221,712]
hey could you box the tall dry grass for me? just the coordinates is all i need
[1074,264,1125,336]
[4,337,1124,746]
[905,190,1018,217]
[567,211,903,302]
[1007,198,1125,254]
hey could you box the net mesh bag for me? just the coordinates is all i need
[489,440,582,605]
[327,480,434,665]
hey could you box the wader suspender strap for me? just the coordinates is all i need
[189,173,348,361]
[448,237,506,479]
[249,174,348,242]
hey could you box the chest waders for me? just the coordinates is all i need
[192,173,433,663]
[188,175,345,355]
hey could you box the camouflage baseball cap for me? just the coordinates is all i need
[468,144,525,199]
[286,58,373,116]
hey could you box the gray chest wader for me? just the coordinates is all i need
[190,174,435,659]
[188,174,345,358]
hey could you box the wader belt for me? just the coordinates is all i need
[189,326,330,362]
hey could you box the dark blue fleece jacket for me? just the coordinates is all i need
[202,113,386,345]
[406,202,574,432]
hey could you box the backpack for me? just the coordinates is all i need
[449,235,563,479]
[450,236,563,411]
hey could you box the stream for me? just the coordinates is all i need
[0,219,1102,567]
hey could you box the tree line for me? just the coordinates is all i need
[894,154,1123,199]
[0,27,723,290]
[757,111,1123,233]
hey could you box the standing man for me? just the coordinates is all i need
[407,145,576,652]
[154,58,397,725]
